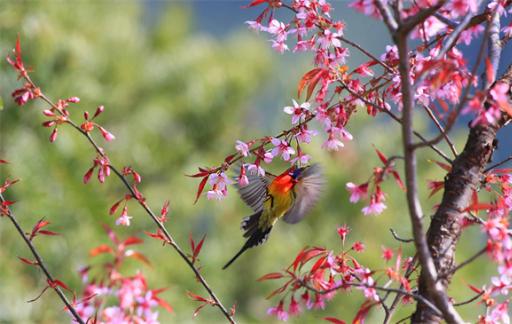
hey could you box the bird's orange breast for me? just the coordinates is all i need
[269,174,294,194]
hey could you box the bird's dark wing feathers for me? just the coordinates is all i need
[283,164,325,224]
[236,167,272,212]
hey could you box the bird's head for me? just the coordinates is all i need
[288,166,308,182]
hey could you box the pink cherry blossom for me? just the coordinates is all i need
[318,29,342,49]
[267,300,289,321]
[283,100,310,124]
[271,138,295,161]
[346,182,368,203]
[235,140,250,157]
[246,163,266,177]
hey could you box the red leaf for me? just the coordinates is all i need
[160,200,170,222]
[465,203,493,212]
[428,180,444,198]
[194,176,209,204]
[374,148,388,164]
[193,234,206,262]
[352,301,377,324]
[38,230,59,236]
[486,58,494,85]
[187,291,209,303]
[49,279,70,291]
[429,159,452,172]
[243,0,268,8]
[310,255,327,274]
[109,199,123,215]
[298,68,323,100]
[0,159,8,164]
[257,272,284,281]
[391,170,405,191]
[18,257,38,265]
[123,236,143,246]
[493,168,512,174]
[89,244,113,256]
[325,317,346,324]
[126,251,151,266]
[291,247,326,272]
[157,297,174,313]
[187,168,210,178]
[468,284,483,294]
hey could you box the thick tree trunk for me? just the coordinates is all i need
[412,66,512,323]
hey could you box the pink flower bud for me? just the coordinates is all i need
[83,167,94,184]
[133,171,142,183]
[49,128,58,143]
[42,109,55,117]
[42,120,56,128]
[83,111,89,120]
[66,96,80,103]
[99,127,115,142]
[93,105,105,118]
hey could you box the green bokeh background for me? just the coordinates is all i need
[0,1,493,323]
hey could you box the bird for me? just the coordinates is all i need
[222,163,324,269]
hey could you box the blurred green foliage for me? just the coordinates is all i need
[0,1,492,323]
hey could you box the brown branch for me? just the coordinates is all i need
[301,281,442,318]
[399,0,447,35]
[453,291,484,307]
[374,0,399,32]
[21,76,236,323]
[448,246,487,276]
[484,155,512,172]
[421,104,458,157]
[339,80,453,163]
[389,228,414,243]
[395,22,464,323]
[412,63,512,323]
[0,193,85,324]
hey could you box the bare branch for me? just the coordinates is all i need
[0,193,85,324]
[374,0,399,32]
[22,75,237,324]
[453,291,484,307]
[395,27,464,322]
[389,228,414,243]
[399,1,447,35]
[301,281,442,318]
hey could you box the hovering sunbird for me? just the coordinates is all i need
[223,164,324,269]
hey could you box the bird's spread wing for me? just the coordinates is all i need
[283,164,325,224]
[236,166,273,212]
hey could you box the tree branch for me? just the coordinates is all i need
[395,25,464,323]
[0,193,85,324]
[21,75,236,324]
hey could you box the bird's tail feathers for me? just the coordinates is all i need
[241,210,261,238]
[223,214,272,270]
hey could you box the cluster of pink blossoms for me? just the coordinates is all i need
[261,226,413,322]
[73,227,172,323]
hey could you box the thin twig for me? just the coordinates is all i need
[389,228,414,243]
[449,247,487,276]
[338,80,453,163]
[0,193,85,324]
[22,75,236,324]
[453,291,484,307]
[395,21,464,322]
[421,104,458,156]
[374,0,399,32]
[301,281,441,317]
[484,155,512,172]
